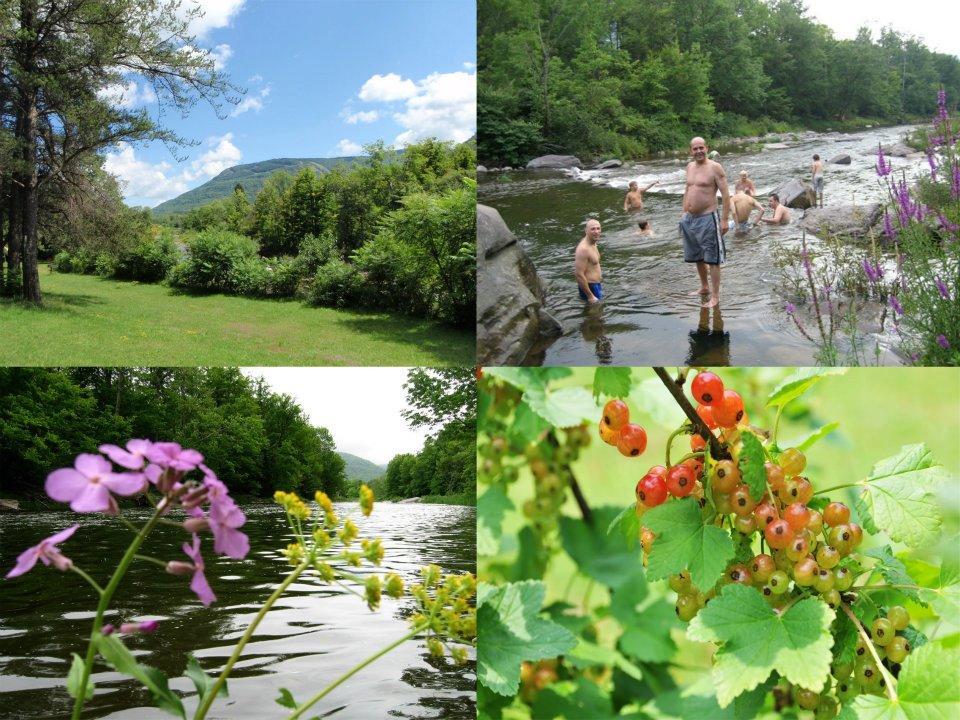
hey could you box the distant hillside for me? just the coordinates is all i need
[338,452,385,482]
[151,155,364,216]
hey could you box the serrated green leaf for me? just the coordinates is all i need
[737,431,767,501]
[560,506,642,590]
[902,625,928,651]
[477,581,577,696]
[855,444,950,547]
[184,654,225,706]
[482,367,546,392]
[566,638,643,680]
[274,687,297,709]
[652,674,772,720]
[609,571,648,626]
[848,640,960,720]
[919,583,960,631]
[607,502,640,550]
[644,498,734,592]
[864,546,925,606]
[478,485,514,556]
[96,634,185,718]
[765,368,846,408]
[686,584,835,708]
[507,400,550,446]
[832,610,858,666]
[630,376,686,429]
[593,367,632,400]
[524,385,599,428]
[788,421,841,452]
[532,678,618,720]
[67,653,93,702]
[618,599,679,663]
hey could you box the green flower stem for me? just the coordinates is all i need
[772,405,785,446]
[674,451,704,466]
[285,624,427,720]
[813,481,863,496]
[70,565,105,596]
[133,553,169,569]
[193,559,310,720]
[665,425,688,467]
[841,603,898,702]
[71,505,165,720]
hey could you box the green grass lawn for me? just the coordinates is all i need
[0,270,475,366]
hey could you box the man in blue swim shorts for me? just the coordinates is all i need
[575,218,603,304]
[680,137,731,309]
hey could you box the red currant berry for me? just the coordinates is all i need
[635,466,667,500]
[711,459,740,493]
[822,501,850,527]
[806,509,824,533]
[691,371,725,406]
[731,484,757,515]
[765,462,786,491]
[793,477,814,504]
[786,535,810,561]
[847,522,863,548]
[690,434,706,452]
[734,514,757,534]
[779,447,806,475]
[696,404,718,430]
[764,519,794,549]
[598,420,619,446]
[783,502,811,532]
[712,390,745,428]
[793,557,819,586]
[640,527,656,552]
[666,464,697,497]
[617,423,648,457]
[602,399,630,431]
[727,564,753,584]
[753,501,777,528]
[637,473,668,507]
[751,554,776,582]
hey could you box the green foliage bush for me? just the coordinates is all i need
[263,256,300,298]
[309,259,367,308]
[228,256,271,297]
[112,228,179,282]
[94,252,116,277]
[293,233,336,277]
[52,251,74,273]
[168,229,260,293]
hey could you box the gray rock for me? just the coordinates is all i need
[835,135,863,143]
[595,159,623,169]
[397,497,421,504]
[501,166,513,172]
[476,165,488,173]
[771,178,817,209]
[829,154,852,165]
[763,142,791,150]
[526,154,582,169]
[477,204,562,365]
[800,203,883,238]
[879,142,915,157]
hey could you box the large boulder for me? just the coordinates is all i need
[877,142,916,158]
[477,204,561,365]
[829,154,851,165]
[800,203,883,238]
[595,159,622,169]
[476,165,488,173]
[771,178,817,209]
[526,154,582,169]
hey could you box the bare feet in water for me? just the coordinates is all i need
[701,295,719,309]
[688,287,710,296]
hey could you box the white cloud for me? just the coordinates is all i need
[248,73,263,83]
[97,80,157,109]
[209,43,233,70]
[391,70,476,146]
[104,132,242,206]
[345,110,379,124]
[463,61,476,70]
[358,72,418,102]
[336,139,363,155]
[185,0,246,38]
[231,85,271,116]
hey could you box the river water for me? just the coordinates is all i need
[479,124,929,365]
[0,502,475,719]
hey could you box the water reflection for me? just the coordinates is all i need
[579,303,613,364]
[686,305,731,366]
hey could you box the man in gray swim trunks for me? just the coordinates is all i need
[680,137,730,308]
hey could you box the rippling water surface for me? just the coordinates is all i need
[0,502,476,719]
[480,124,928,365]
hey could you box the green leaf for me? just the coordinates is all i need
[848,640,960,720]
[737,431,767,501]
[566,638,643,680]
[832,610,858,666]
[593,367,632,400]
[478,485,514,556]
[507,400,549,445]
[686,584,835,708]
[66,652,93,702]
[96,634,185,718]
[524,385,599,428]
[855,444,951,547]
[274,687,297,709]
[477,581,577,696]
[766,368,846,408]
[184,654,225,706]
[532,678,618,720]
[788,421,841,452]
[618,599,679,663]
[607,502,640,550]
[560,506,642,590]
[482,367,546,392]
[609,571,648,626]
[630,376,686,428]
[653,675,772,720]
[643,498,734,593]
[864,546,925,605]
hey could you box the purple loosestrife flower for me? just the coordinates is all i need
[120,621,160,634]
[182,535,216,607]
[861,258,882,283]
[785,302,796,315]
[935,276,951,300]
[101,624,116,635]
[876,145,892,177]
[46,454,145,514]
[926,149,939,179]
[952,164,960,200]
[889,295,904,316]
[6,525,79,578]
[208,503,250,560]
[146,443,203,472]
[99,440,152,470]
[883,212,897,240]
[937,335,950,349]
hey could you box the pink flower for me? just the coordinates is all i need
[209,503,249,560]
[146,443,204,472]
[6,525,79,578]
[182,535,216,607]
[98,440,153,470]
[46,454,145,514]
[120,620,160,634]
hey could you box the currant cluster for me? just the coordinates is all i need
[523,426,590,547]
[598,399,648,457]
[518,659,559,703]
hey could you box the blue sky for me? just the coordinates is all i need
[104,0,476,207]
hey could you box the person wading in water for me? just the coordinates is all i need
[680,137,730,309]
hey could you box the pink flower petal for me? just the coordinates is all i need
[190,568,216,607]
[70,483,112,513]
[45,468,89,503]
[99,444,144,470]
[102,472,146,496]
[212,526,249,560]
[5,547,40,578]
[74,453,112,478]
[46,524,80,546]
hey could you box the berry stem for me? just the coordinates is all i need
[813,481,863,496]
[69,565,105,596]
[665,425,689,467]
[854,583,923,591]
[547,431,593,526]
[652,367,730,460]
[840,602,898,702]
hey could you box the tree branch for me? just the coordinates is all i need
[652,367,730,460]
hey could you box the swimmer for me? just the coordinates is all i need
[575,218,603,304]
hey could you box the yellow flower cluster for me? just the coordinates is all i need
[359,484,374,517]
[407,568,476,665]
[361,538,384,565]
[339,518,359,545]
[364,575,382,610]
[282,543,305,565]
[384,572,404,599]
[274,490,311,521]
[315,491,338,526]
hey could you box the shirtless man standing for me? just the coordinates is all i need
[575,218,603,304]
[680,137,730,309]
[729,190,765,233]
[624,179,659,212]
[759,193,791,224]
[811,154,824,208]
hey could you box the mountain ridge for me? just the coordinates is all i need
[338,451,386,482]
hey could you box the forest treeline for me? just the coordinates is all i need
[479,0,960,164]
[0,368,346,499]
[357,368,476,501]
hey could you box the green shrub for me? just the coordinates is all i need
[70,248,99,275]
[52,251,74,273]
[309,259,367,308]
[293,233,336,276]
[168,229,259,293]
[264,256,300,298]
[94,253,117,277]
[113,229,178,282]
[229,256,271,297]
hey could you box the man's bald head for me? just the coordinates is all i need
[584,218,601,242]
[690,136,708,163]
